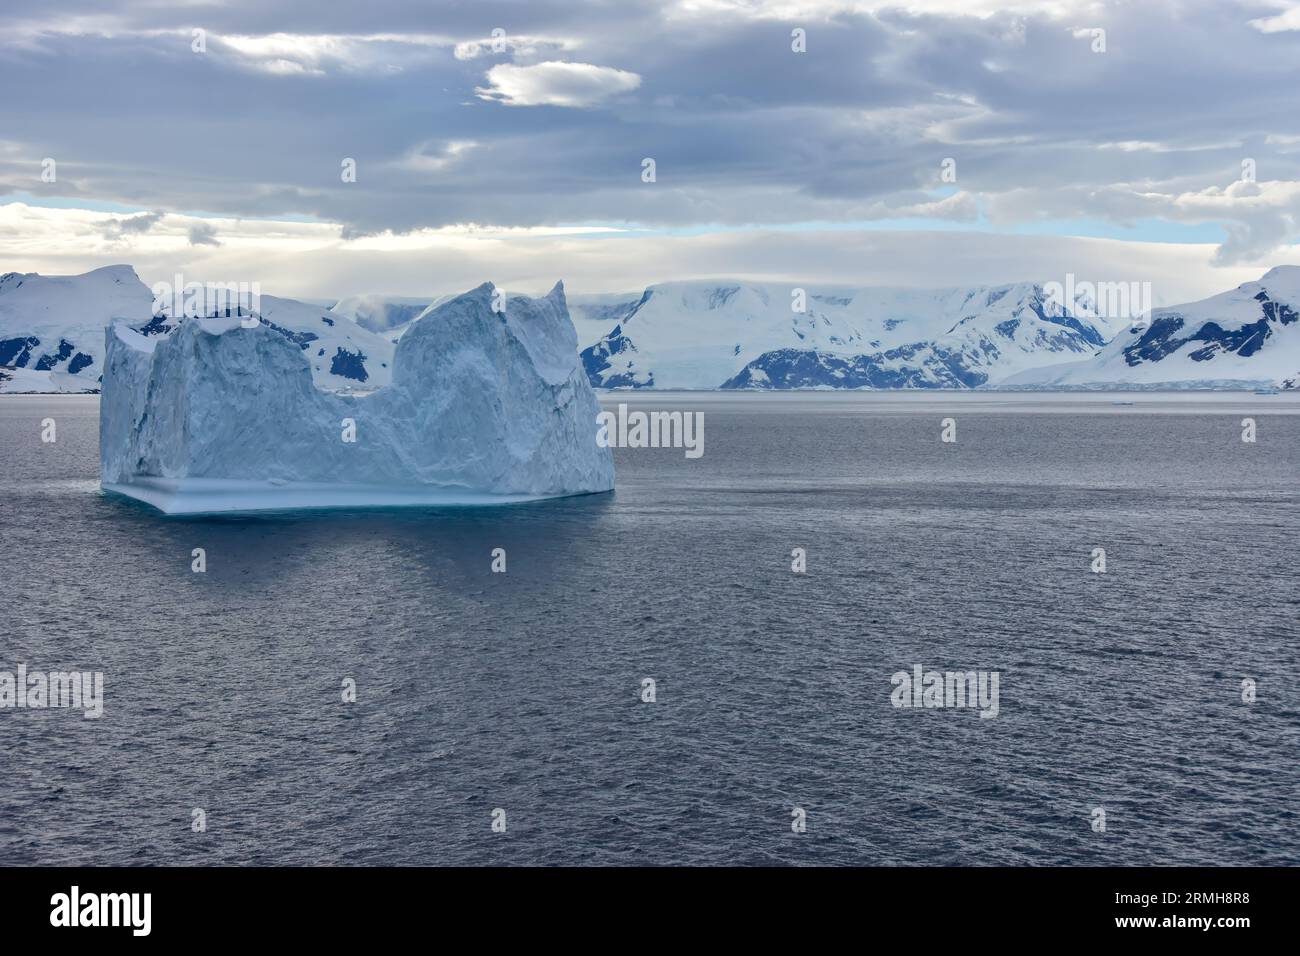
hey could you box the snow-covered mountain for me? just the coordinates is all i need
[10,265,1298,394]
[0,266,394,393]
[161,293,397,392]
[580,280,1122,389]
[0,265,153,392]
[567,292,642,348]
[329,294,433,333]
[366,291,638,351]
[1005,267,1300,390]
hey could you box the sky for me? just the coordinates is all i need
[4,0,1300,304]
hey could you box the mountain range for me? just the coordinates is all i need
[2,264,1297,393]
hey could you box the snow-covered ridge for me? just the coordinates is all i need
[1005,266,1300,390]
[0,265,395,393]
[0,265,152,392]
[138,291,395,392]
[100,282,614,515]
[362,291,643,352]
[329,294,433,333]
[8,265,1300,394]
[580,279,1121,390]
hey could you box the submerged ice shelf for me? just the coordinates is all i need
[99,282,615,515]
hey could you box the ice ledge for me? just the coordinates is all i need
[102,478,599,516]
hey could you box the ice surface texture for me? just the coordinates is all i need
[100,281,615,514]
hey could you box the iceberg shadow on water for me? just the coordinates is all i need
[99,281,615,516]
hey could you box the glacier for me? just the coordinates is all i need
[100,281,615,515]
[579,280,1124,390]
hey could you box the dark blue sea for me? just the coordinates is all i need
[1,391,1297,865]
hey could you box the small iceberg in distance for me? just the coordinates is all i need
[100,281,615,515]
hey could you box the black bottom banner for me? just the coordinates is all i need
[0,866,1280,941]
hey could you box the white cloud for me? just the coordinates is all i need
[453,33,577,60]
[1096,140,1242,153]
[476,61,642,107]
[660,0,1090,19]
[863,191,979,220]
[1161,179,1300,264]
[215,32,450,76]
[1248,3,1300,34]
[389,140,481,175]
[1,202,1291,306]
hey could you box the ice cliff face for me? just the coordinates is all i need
[100,281,615,514]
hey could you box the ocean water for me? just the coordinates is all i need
[1,391,1297,866]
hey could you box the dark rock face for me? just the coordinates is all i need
[581,325,654,388]
[260,318,318,350]
[34,339,74,370]
[0,336,40,367]
[329,347,369,382]
[579,283,1109,390]
[1124,287,1297,368]
[722,346,990,389]
[136,314,178,337]
[1026,297,1109,348]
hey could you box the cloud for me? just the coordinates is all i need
[0,0,1298,266]
[1248,3,1300,33]
[2,202,1292,309]
[101,210,164,240]
[188,222,221,246]
[390,139,480,174]
[453,33,576,61]
[213,32,452,76]
[1165,179,1300,265]
[883,191,979,220]
[476,61,642,107]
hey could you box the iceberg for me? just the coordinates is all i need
[100,281,615,515]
